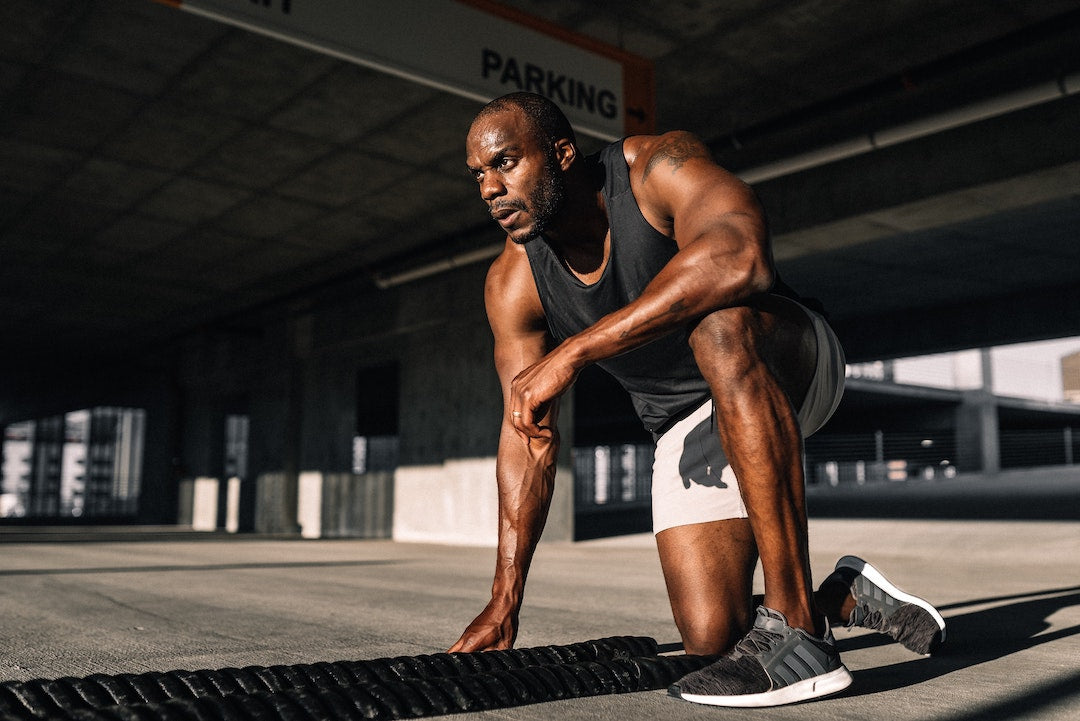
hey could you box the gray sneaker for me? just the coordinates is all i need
[669,606,852,707]
[827,555,946,655]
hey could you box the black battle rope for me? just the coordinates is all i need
[0,637,712,721]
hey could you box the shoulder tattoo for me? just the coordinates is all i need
[641,133,706,182]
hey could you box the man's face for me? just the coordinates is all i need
[465,110,565,244]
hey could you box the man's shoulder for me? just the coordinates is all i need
[485,239,544,319]
[592,132,708,185]
[618,132,711,230]
[620,134,651,167]
[486,237,528,287]
[625,131,711,177]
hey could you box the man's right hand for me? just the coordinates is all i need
[448,598,519,653]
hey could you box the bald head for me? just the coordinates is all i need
[471,92,576,151]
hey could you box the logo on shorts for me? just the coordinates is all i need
[679,417,728,489]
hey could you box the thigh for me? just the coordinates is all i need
[689,293,818,413]
[655,518,759,655]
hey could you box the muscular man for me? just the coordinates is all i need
[450,92,944,707]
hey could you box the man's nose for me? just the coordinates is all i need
[479,174,505,202]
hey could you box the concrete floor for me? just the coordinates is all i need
[1,508,1078,720]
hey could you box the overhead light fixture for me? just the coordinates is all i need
[373,243,503,289]
[738,71,1080,184]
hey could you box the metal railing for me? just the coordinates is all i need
[1000,427,1078,469]
[573,426,1080,504]
[573,444,653,509]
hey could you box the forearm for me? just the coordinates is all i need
[564,238,774,367]
[490,425,560,606]
[449,354,560,652]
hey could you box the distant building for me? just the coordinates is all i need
[1064,351,1080,403]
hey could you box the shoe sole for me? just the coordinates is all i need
[835,555,946,651]
[674,666,853,708]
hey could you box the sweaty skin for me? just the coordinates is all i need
[451,107,829,654]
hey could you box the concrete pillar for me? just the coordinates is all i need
[190,476,219,531]
[224,476,241,533]
[299,356,356,474]
[280,314,310,531]
[955,349,1000,474]
[247,373,295,534]
[177,476,220,531]
[177,476,240,532]
[176,478,193,527]
[253,471,295,533]
[248,315,310,535]
[297,470,323,539]
[139,374,184,525]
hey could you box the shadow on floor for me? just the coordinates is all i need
[836,586,1080,716]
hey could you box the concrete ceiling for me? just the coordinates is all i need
[1,0,1079,374]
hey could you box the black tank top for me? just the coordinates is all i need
[525,140,711,433]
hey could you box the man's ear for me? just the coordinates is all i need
[553,138,577,171]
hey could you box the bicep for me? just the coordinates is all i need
[671,169,767,257]
[635,132,767,252]
[493,331,551,403]
[484,249,555,413]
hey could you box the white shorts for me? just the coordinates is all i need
[650,302,846,534]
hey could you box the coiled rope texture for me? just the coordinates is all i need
[0,636,711,721]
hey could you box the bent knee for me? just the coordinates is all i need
[678,609,752,656]
[688,307,756,355]
[688,307,761,387]
[688,299,816,399]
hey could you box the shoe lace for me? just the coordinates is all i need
[856,603,887,631]
[734,624,784,656]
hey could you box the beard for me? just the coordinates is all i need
[508,154,566,244]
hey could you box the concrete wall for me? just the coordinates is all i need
[0,253,562,543]
[297,471,393,539]
[161,260,575,544]
[3,253,600,538]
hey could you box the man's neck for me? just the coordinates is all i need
[545,188,609,282]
